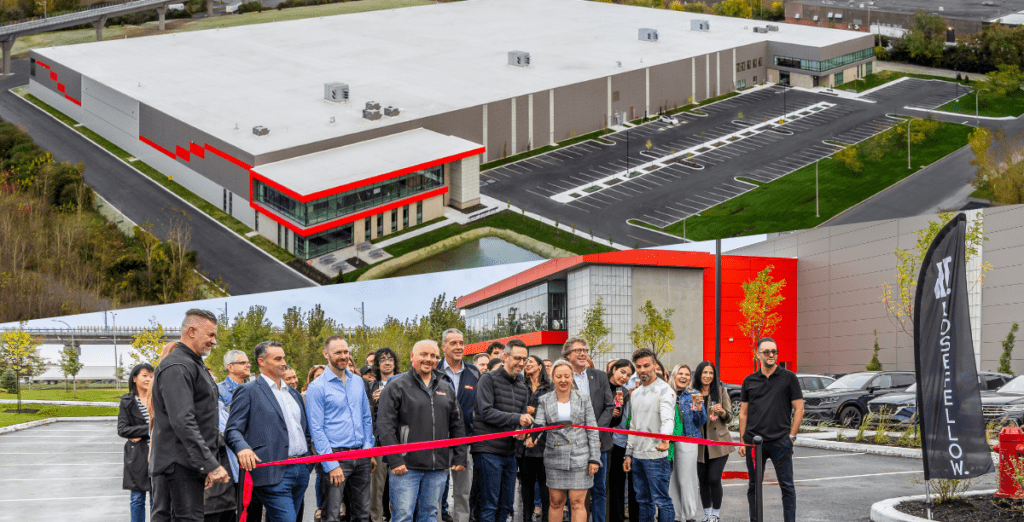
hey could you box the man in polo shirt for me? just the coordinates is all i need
[306,336,376,522]
[738,337,804,522]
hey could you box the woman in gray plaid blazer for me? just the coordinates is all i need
[525,360,601,522]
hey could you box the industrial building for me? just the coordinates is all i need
[784,0,1024,40]
[29,0,875,260]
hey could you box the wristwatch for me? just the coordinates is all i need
[790,434,797,442]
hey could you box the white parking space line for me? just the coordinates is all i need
[0,495,130,503]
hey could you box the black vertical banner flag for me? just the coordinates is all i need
[913,213,993,480]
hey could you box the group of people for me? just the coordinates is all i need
[117,309,804,522]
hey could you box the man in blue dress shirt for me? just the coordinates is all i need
[306,336,376,522]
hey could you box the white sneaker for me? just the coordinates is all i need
[701,516,711,522]
[709,516,720,522]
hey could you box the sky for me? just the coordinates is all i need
[4,234,770,366]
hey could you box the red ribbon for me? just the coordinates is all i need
[571,425,752,448]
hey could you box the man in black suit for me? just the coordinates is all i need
[225,341,313,522]
[562,337,615,522]
[150,309,230,522]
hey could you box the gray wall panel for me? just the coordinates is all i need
[29,52,81,101]
[611,69,647,121]
[553,78,606,143]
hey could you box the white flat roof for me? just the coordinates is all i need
[252,128,482,197]
[36,0,870,158]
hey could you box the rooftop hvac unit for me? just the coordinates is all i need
[753,26,769,33]
[365,101,381,110]
[691,19,710,31]
[827,11,834,17]
[638,28,658,42]
[384,106,400,117]
[767,24,779,31]
[938,6,943,10]
[363,109,382,121]
[813,15,819,20]
[509,51,530,67]
[324,82,349,103]
[253,126,269,136]
[795,13,801,18]
[835,13,843,19]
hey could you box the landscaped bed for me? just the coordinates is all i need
[896,495,1024,521]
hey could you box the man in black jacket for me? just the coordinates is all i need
[377,340,467,522]
[472,339,532,522]
[150,309,230,522]
[438,328,480,522]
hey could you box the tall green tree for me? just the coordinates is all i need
[579,297,614,362]
[58,343,83,398]
[629,301,676,359]
[738,265,787,366]
[713,0,751,18]
[904,10,947,64]
[130,318,166,367]
[424,293,467,345]
[0,324,46,411]
[999,322,1020,375]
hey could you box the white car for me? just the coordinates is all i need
[659,114,679,125]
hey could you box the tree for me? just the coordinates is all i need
[424,293,467,345]
[114,354,127,385]
[579,297,614,362]
[58,344,83,398]
[881,212,991,343]
[834,145,863,173]
[975,23,1020,70]
[999,322,1020,375]
[629,301,676,358]
[866,330,883,371]
[903,10,947,64]
[714,0,751,18]
[738,265,787,367]
[130,317,167,367]
[983,65,1024,99]
[969,129,1024,205]
[1,368,17,395]
[680,1,713,14]
[0,325,46,411]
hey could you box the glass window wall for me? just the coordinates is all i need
[294,223,354,259]
[773,48,873,73]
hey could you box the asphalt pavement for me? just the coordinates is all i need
[0,59,316,296]
[0,418,1000,522]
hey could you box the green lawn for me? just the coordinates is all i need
[842,70,970,93]
[937,91,1024,118]
[0,405,119,428]
[636,121,973,241]
[0,388,126,403]
[971,181,995,201]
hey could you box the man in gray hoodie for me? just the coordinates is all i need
[623,348,676,522]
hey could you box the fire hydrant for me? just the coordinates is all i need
[994,425,1024,499]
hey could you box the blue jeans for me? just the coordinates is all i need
[474,453,517,522]
[256,463,311,522]
[130,490,151,522]
[590,451,609,522]
[632,458,673,522]
[745,437,796,522]
[389,469,448,522]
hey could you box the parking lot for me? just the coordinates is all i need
[480,79,967,246]
[0,418,999,522]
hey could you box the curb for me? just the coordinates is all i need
[795,437,923,458]
[0,399,119,407]
[905,105,1016,121]
[870,489,996,522]
[0,416,117,435]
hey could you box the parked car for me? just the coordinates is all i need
[723,373,837,415]
[802,371,916,427]
[868,371,1012,425]
[981,375,1024,425]
[658,114,679,125]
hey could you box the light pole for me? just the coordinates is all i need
[626,129,630,175]
[52,319,77,395]
[907,119,913,170]
[815,157,822,218]
[111,312,119,390]
[976,88,989,126]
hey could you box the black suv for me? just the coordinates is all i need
[803,371,916,427]
[868,371,1012,425]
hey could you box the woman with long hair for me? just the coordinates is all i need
[606,359,637,522]
[525,360,601,522]
[369,347,400,522]
[668,364,705,522]
[519,355,552,522]
[118,362,155,522]
[692,361,733,522]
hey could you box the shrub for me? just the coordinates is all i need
[866,330,882,371]
[1,368,17,394]
[238,1,262,13]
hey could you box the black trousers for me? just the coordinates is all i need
[320,455,372,522]
[607,445,638,522]
[697,455,729,510]
[517,456,550,522]
[152,464,206,522]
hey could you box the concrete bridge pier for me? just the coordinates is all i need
[93,16,107,41]
[1,39,14,76]
[156,6,167,31]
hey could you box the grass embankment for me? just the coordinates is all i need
[342,210,616,282]
[937,91,1024,118]
[22,92,295,264]
[0,405,119,428]
[841,70,971,93]
[0,388,124,403]
[632,120,972,241]
[12,0,431,56]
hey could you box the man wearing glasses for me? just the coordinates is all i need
[737,337,804,522]
[561,338,615,522]
[219,350,251,407]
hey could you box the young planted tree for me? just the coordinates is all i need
[0,325,45,411]
[999,322,1020,376]
[738,265,787,367]
[579,297,614,362]
[629,300,676,359]
[130,318,167,367]
[58,344,84,398]
[866,330,883,371]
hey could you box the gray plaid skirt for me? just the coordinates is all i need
[546,467,594,491]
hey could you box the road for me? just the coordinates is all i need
[0,59,317,295]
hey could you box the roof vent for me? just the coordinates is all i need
[834,13,843,19]
[795,13,800,18]
[813,15,819,20]
[324,82,349,103]
[253,125,269,136]
[767,24,779,31]
[365,101,381,110]
[691,19,710,31]
[753,26,769,33]
[362,109,382,121]
[508,51,530,67]
[384,106,400,117]
[638,28,658,42]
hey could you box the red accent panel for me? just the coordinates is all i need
[64,95,81,106]
[464,331,569,356]
[49,71,57,81]
[57,83,65,93]
[205,143,253,170]
[722,471,749,480]
[250,146,485,203]
[251,186,448,237]
[190,142,205,159]
[139,135,176,159]
[176,145,190,162]
[36,60,50,70]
